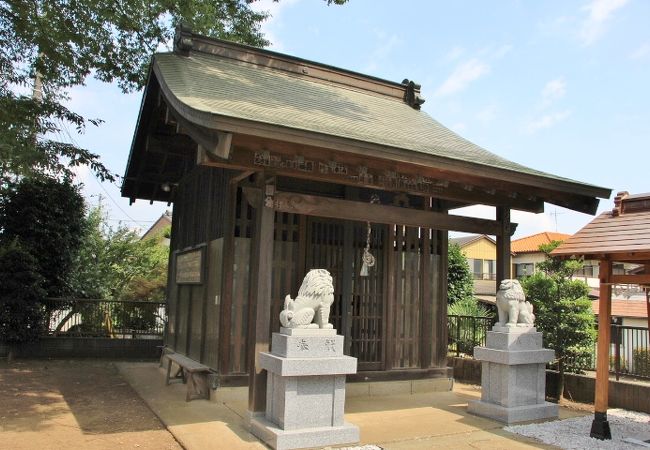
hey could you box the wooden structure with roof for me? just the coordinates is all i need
[552,191,650,440]
[122,25,610,414]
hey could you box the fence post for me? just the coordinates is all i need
[614,323,620,381]
[456,317,461,357]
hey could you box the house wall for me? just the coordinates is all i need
[461,238,496,261]
[462,238,497,280]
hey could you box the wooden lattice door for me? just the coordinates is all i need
[304,217,386,370]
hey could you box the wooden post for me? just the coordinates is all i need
[591,259,612,440]
[247,175,275,414]
[496,206,511,285]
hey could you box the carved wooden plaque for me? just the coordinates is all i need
[176,248,204,284]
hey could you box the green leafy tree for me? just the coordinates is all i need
[70,204,169,300]
[521,241,596,401]
[447,242,474,305]
[0,176,85,298]
[0,0,346,184]
[0,240,46,348]
[61,204,169,334]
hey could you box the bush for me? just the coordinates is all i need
[633,348,650,377]
[447,243,474,305]
[0,241,46,343]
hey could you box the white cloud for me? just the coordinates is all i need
[541,77,567,106]
[630,42,650,60]
[248,0,301,51]
[579,0,629,46]
[525,110,571,134]
[435,59,490,97]
[444,45,465,62]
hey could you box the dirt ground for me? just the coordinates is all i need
[0,359,182,450]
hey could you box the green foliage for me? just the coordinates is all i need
[0,0,271,183]
[0,176,85,297]
[633,348,650,377]
[69,204,169,301]
[448,297,494,355]
[447,242,474,305]
[0,240,46,343]
[521,241,596,392]
[447,297,492,318]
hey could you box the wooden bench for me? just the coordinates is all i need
[161,349,212,402]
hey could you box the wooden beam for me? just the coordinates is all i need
[591,259,612,440]
[496,206,512,284]
[247,175,275,414]
[217,141,546,213]
[610,274,650,285]
[243,188,508,236]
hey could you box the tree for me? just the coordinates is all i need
[447,242,474,305]
[0,240,46,349]
[521,241,596,401]
[0,0,346,184]
[69,204,169,301]
[0,176,85,298]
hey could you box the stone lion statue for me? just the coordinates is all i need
[496,279,535,328]
[279,269,335,329]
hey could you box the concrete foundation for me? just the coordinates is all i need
[468,327,558,424]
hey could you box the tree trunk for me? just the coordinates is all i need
[556,359,565,402]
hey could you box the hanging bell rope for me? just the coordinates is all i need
[360,195,380,277]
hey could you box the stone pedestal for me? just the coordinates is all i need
[467,326,558,424]
[250,328,359,450]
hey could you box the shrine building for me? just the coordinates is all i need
[122,25,610,413]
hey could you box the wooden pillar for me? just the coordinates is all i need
[420,215,433,369]
[496,206,511,284]
[591,259,612,440]
[247,175,275,414]
[218,182,238,373]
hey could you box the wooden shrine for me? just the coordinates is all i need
[122,25,610,414]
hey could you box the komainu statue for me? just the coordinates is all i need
[280,269,335,329]
[495,279,535,328]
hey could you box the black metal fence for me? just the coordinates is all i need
[44,298,166,339]
[448,314,496,357]
[448,314,650,380]
[611,324,650,379]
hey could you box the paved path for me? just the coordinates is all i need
[117,362,589,449]
[0,360,181,450]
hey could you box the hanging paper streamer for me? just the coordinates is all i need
[360,195,380,277]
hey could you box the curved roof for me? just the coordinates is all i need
[123,29,610,212]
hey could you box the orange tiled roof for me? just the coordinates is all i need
[592,299,649,319]
[511,232,571,254]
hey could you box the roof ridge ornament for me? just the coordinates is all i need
[174,23,194,56]
[402,79,425,110]
[612,191,629,216]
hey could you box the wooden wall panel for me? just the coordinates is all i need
[202,238,223,369]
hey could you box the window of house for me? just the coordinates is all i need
[485,259,495,280]
[514,263,534,278]
[472,259,483,279]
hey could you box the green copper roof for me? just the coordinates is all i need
[152,51,597,188]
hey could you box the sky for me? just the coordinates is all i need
[67,0,650,239]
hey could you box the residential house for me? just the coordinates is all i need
[450,234,500,307]
[450,234,497,281]
[511,231,571,278]
[141,210,172,245]
[512,231,638,290]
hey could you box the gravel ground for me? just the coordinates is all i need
[505,409,650,450]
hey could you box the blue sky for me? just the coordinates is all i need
[68,0,649,238]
